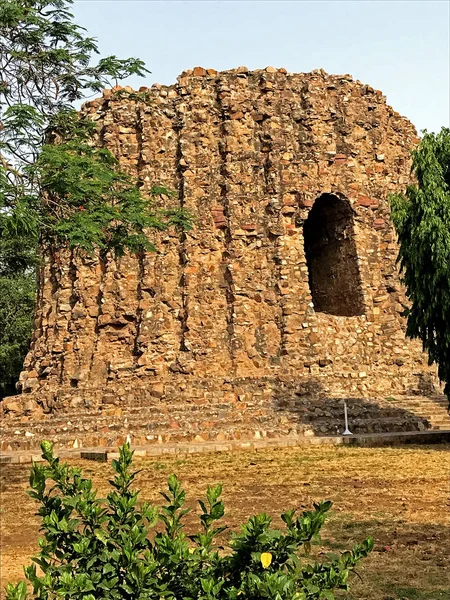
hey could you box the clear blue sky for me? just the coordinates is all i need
[72,0,449,134]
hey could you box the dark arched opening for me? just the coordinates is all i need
[303,194,364,316]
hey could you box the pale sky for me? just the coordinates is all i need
[72,0,450,134]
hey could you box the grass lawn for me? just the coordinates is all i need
[1,444,449,599]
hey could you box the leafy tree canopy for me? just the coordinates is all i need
[0,0,188,256]
[391,127,450,400]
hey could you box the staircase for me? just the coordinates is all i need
[382,395,450,430]
[1,394,449,453]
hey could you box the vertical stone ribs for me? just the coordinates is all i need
[216,77,237,365]
[253,72,300,362]
[173,102,190,355]
[7,67,439,417]
[258,106,288,358]
[88,254,108,385]
[60,248,78,386]
[132,105,145,363]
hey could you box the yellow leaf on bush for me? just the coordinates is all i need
[260,552,272,568]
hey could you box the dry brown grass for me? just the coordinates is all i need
[1,444,450,599]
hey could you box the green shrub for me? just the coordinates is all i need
[5,442,373,600]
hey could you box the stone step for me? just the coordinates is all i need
[395,411,449,418]
[5,401,448,421]
[0,416,434,441]
[5,396,448,415]
[388,402,448,409]
[4,405,448,430]
[2,393,449,453]
[2,411,440,432]
[388,403,449,410]
[7,419,450,455]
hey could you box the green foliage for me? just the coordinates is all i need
[32,126,189,255]
[390,128,450,399]
[0,272,35,397]
[0,0,149,208]
[5,442,373,600]
[0,0,190,396]
[0,211,38,397]
[0,0,188,255]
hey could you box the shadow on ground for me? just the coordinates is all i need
[325,520,450,600]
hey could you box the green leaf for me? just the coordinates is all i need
[94,528,109,544]
[390,128,450,400]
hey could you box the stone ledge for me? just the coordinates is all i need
[1,430,449,465]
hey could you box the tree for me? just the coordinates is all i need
[5,442,373,600]
[390,127,450,404]
[0,272,35,397]
[0,0,189,397]
[0,201,37,397]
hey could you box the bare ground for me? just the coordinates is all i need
[1,444,450,599]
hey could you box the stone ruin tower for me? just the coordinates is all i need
[3,67,447,452]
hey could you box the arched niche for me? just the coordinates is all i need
[303,194,365,316]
